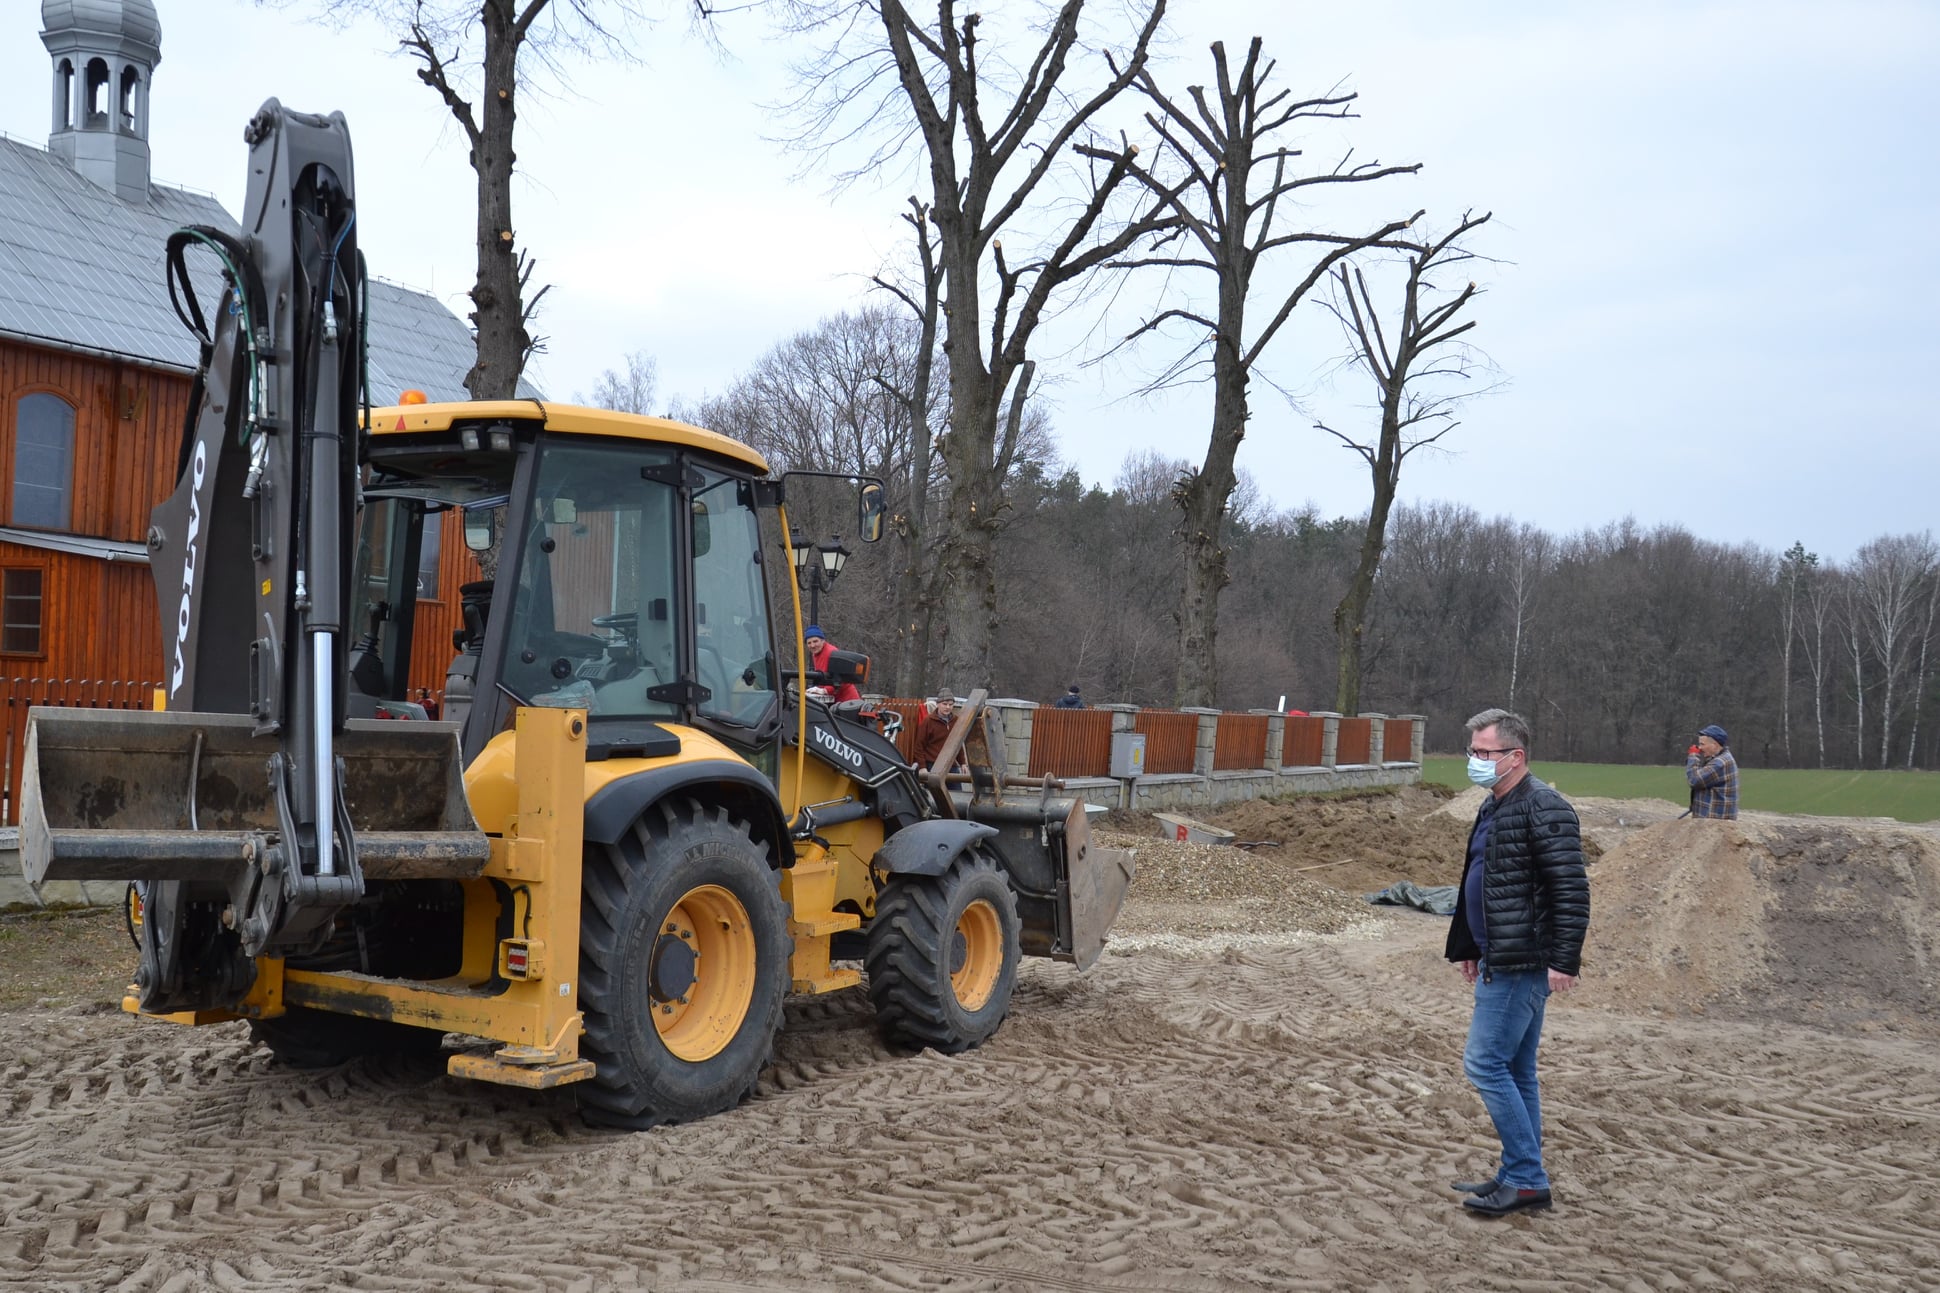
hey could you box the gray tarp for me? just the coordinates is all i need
[1366,882,1458,915]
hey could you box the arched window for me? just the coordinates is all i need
[84,58,109,127]
[12,394,76,530]
[119,66,140,133]
[57,59,74,130]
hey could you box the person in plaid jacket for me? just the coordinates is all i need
[1686,723,1739,819]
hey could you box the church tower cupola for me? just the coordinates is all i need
[40,0,163,202]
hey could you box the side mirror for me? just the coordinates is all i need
[826,648,870,688]
[857,481,886,543]
[462,508,494,553]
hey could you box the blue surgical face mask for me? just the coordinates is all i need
[1467,753,1503,788]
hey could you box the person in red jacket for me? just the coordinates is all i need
[802,625,861,703]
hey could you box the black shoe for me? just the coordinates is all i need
[1461,1182,1552,1216]
[1450,1175,1501,1195]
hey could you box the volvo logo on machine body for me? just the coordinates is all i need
[811,723,866,771]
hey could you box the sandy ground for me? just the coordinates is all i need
[3,790,1938,1291]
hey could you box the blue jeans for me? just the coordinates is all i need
[1463,966,1552,1190]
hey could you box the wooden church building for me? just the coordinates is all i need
[0,0,489,820]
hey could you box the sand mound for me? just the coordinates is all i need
[1583,816,1940,1037]
[1204,786,1474,895]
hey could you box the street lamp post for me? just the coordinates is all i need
[789,530,851,628]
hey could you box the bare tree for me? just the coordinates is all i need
[1505,523,1551,709]
[871,198,947,693]
[783,0,1168,687]
[1851,532,1938,766]
[582,349,660,413]
[1904,567,1940,768]
[1836,572,1869,766]
[1317,211,1492,714]
[1796,553,1838,767]
[1774,541,1817,764]
[315,1,648,398]
[1093,38,1422,707]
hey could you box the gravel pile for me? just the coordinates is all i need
[1098,829,1383,940]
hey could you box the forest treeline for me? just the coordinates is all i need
[616,308,1938,772]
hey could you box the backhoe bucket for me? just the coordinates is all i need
[19,706,490,886]
[959,793,1135,970]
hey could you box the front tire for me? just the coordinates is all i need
[576,799,789,1130]
[866,847,1021,1054]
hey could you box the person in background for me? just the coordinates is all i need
[1054,684,1085,709]
[1685,723,1739,819]
[912,691,964,772]
[1444,707,1589,1217]
[802,625,861,703]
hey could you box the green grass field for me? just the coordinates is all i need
[1420,757,1940,824]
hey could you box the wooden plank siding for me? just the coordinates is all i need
[1,339,188,544]
[403,509,484,703]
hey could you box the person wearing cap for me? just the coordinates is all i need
[1685,724,1739,819]
[802,625,861,703]
[1053,684,1085,709]
[911,691,965,772]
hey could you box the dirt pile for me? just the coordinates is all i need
[1582,816,1940,1038]
[1201,786,1474,896]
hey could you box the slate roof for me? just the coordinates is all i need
[0,133,524,401]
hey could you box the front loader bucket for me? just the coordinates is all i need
[1058,797,1136,970]
[959,793,1135,971]
[19,706,489,886]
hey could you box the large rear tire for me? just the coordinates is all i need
[250,1007,447,1069]
[866,847,1021,1054]
[576,799,789,1130]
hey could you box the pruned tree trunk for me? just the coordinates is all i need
[874,197,944,696]
[1333,439,1398,715]
[1172,363,1246,705]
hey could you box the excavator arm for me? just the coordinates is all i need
[18,101,487,1014]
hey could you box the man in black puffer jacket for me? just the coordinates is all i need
[1444,707,1589,1217]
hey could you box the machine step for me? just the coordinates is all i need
[789,911,862,938]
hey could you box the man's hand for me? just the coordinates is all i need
[1460,959,1479,985]
[1548,969,1578,993]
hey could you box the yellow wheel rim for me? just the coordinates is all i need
[950,898,1003,1012]
[648,884,756,1062]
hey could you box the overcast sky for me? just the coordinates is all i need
[3,1,1934,562]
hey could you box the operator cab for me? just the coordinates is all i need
[355,404,782,764]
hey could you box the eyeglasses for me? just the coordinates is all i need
[1466,746,1520,759]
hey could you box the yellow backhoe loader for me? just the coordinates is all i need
[17,101,1133,1129]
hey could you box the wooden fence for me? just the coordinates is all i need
[1,676,161,826]
[1212,713,1268,771]
[1134,710,1200,775]
[1384,717,1415,763]
[1283,716,1326,767]
[1335,716,1373,766]
[1027,707,1111,778]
